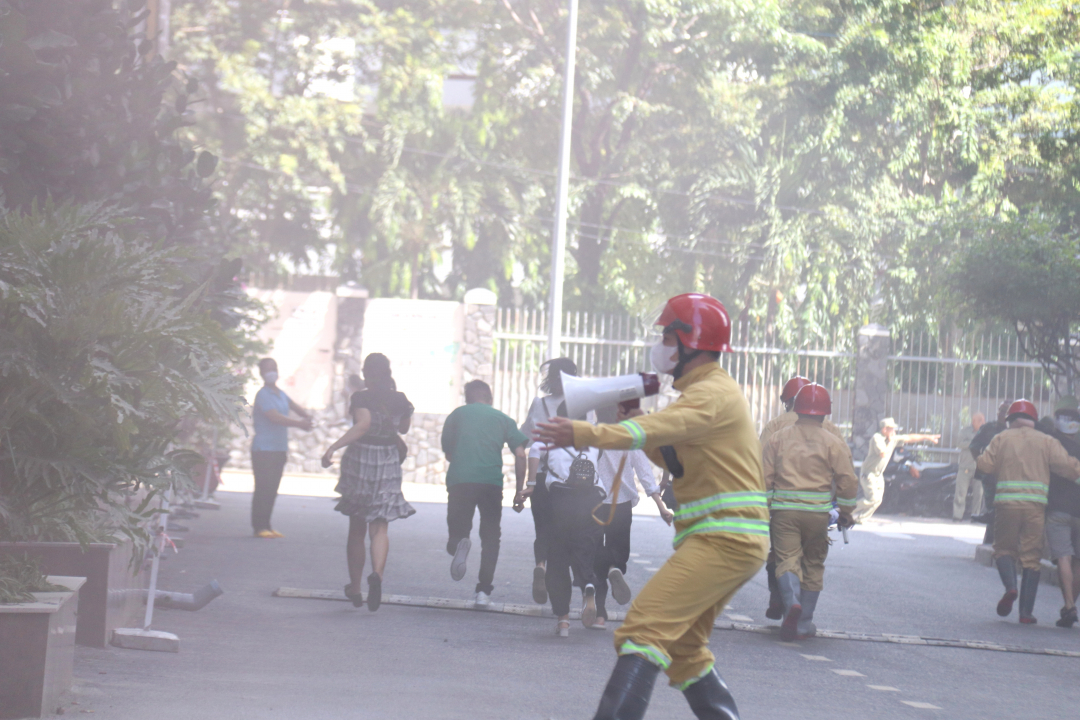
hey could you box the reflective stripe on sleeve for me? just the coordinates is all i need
[836,497,857,507]
[674,491,769,521]
[619,420,646,450]
[768,502,831,512]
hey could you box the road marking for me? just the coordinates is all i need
[800,654,831,662]
[646,567,660,573]
[831,669,866,677]
[727,613,753,622]
[629,552,641,557]
[868,685,900,692]
[901,701,942,710]
[631,559,651,564]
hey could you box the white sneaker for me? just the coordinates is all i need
[608,567,632,605]
[474,591,491,608]
[581,583,597,627]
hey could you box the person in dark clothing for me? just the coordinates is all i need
[441,380,528,607]
[970,400,1012,543]
[250,358,313,538]
[1045,396,1080,628]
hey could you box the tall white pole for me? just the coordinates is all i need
[547,0,579,361]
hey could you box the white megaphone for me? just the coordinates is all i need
[561,371,660,421]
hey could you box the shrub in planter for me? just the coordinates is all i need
[0,203,244,549]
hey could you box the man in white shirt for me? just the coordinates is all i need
[853,418,939,523]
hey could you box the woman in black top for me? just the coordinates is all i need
[321,354,415,611]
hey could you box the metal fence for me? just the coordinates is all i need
[492,308,857,434]
[887,330,1052,462]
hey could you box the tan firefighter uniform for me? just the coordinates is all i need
[977,426,1080,569]
[762,419,858,591]
[759,410,844,447]
[570,363,768,687]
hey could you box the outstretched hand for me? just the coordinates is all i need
[533,417,575,450]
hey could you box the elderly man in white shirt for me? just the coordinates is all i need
[590,444,674,629]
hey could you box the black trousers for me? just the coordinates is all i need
[446,483,503,595]
[530,474,554,565]
[593,501,633,619]
[251,450,287,532]
[546,484,603,617]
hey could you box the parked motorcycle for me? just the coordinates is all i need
[877,447,959,518]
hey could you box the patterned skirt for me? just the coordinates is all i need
[334,443,416,522]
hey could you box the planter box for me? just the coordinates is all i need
[0,576,85,719]
[0,541,146,648]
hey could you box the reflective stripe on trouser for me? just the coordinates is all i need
[770,509,831,592]
[953,458,982,520]
[992,503,1046,571]
[613,531,767,687]
[853,472,884,522]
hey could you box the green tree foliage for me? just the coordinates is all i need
[170,1,1080,341]
[0,204,244,544]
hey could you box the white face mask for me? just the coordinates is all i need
[1056,416,1080,435]
[650,342,679,375]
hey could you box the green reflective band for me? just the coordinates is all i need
[995,494,1048,504]
[620,420,646,450]
[836,498,857,507]
[997,481,1046,490]
[675,491,769,520]
[673,517,771,546]
[769,502,831,512]
[673,664,715,691]
[619,641,671,669]
[771,489,833,500]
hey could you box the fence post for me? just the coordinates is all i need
[463,288,497,392]
[852,323,891,461]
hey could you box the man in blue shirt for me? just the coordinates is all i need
[251,358,313,538]
[441,380,527,606]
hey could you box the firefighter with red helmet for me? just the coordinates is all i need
[977,399,1080,623]
[761,384,858,640]
[535,293,768,720]
[760,375,847,619]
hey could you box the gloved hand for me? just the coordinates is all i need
[838,511,855,529]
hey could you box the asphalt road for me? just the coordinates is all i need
[67,480,1080,720]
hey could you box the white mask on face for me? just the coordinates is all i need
[650,342,679,375]
[1056,416,1080,435]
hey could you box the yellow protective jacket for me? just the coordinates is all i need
[762,419,858,513]
[571,363,769,550]
[976,426,1080,505]
[760,411,844,447]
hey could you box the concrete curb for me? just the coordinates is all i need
[973,544,1060,587]
[274,587,1080,658]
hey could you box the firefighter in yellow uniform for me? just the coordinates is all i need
[762,375,847,619]
[762,383,857,640]
[976,399,1080,624]
[535,294,767,720]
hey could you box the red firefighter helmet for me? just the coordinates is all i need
[780,376,811,404]
[793,383,831,416]
[654,293,732,352]
[1007,399,1038,422]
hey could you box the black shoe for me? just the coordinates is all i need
[683,667,741,720]
[1056,606,1078,629]
[345,583,364,608]
[970,512,992,525]
[592,654,660,720]
[367,572,382,612]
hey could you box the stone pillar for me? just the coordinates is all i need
[462,288,497,392]
[852,323,891,462]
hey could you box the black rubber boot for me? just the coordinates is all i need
[765,561,783,620]
[776,572,802,641]
[995,556,1017,617]
[592,654,661,720]
[682,667,741,720]
[1019,568,1040,624]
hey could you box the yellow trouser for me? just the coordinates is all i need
[613,532,767,687]
[993,503,1045,570]
[770,510,831,592]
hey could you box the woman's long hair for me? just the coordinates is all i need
[539,357,578,397]
[362,353,396,397]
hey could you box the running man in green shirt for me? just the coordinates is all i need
[442,380,528,607]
